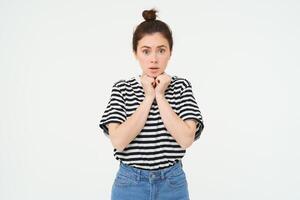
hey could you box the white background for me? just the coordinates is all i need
[1,0,299,199]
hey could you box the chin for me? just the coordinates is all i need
[146,71,164,78]
[146,73,157,78]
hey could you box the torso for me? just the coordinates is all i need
[113,74,189,170]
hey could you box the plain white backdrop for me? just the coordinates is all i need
[1,0,299,199]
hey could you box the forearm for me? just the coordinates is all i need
[155,94,194,149]
[112,96,154,151]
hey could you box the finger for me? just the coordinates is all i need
[152,79,156,86]
[155,78,159,84]
[152,82,156,88]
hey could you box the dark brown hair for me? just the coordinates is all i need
[132,8,173,53]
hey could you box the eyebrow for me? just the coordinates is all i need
[140,45,167,49]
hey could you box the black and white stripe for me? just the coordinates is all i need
[99,75,204,170]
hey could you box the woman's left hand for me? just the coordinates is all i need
[154,72,172,96]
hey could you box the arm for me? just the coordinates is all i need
[155,94,197,149]
[107,96,155,151]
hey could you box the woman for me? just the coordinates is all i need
[99,8,204,200]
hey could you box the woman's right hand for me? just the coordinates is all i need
[140,74,156,99]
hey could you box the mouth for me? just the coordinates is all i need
[149,67,159,70]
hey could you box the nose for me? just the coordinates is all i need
[150,52,158,63]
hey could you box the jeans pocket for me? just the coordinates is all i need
[113,172,139,187]
[166,168,188,188]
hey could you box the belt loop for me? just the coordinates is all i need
[136,168,141,181]
[179,160,183,167]
[161,169,165,180]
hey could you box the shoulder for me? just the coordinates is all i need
[172,75,192,89]
[111,76,136,90]
[112,76,133,87]
[112,79,126,88]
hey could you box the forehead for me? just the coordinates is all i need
[138,32,169,48]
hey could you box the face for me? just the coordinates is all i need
[134,32,171,78]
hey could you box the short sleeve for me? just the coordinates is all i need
[99,82,127,137]
[178,81,204,141]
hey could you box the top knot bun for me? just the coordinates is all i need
[142,9,157,21]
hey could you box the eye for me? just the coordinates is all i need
[159,49,166,53]
[142,49,150,55]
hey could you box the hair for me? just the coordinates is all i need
[132,8,173,53]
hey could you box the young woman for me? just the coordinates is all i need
[99,8,204,200]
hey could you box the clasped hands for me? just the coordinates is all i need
[140,72,172,98]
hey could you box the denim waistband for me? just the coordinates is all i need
[118,160,183,181]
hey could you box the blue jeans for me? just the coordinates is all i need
[111,160,190,200]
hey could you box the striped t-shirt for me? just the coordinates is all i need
[99,74,204,170]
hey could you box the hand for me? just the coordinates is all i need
[154,73,172,96]
[140,74,156,99]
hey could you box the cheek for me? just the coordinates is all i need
[138,60,148,68]
[160,58,169,66]
[140,57,150,64]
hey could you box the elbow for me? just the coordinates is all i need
[114,145,125,152]
[179,137,194,150]
[110,135,127,152]
[111,141,125,152]
[178,122,197,149]
[179,132,195,150]
[180,141,193,150]
[108,128,126,152]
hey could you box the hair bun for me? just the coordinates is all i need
[142,9,157,21]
